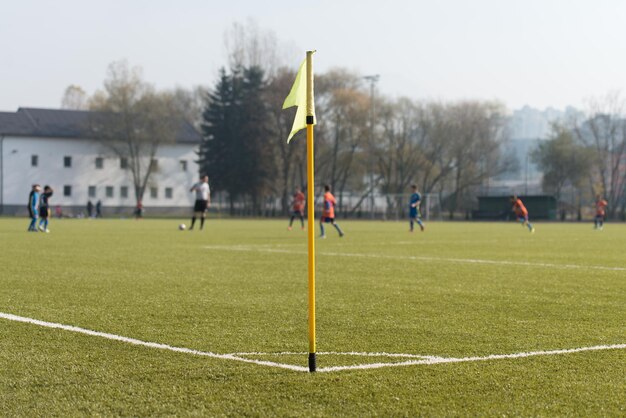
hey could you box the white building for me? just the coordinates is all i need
[0,108,202,216]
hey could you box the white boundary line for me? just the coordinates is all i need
[204,245,626,272]
[313,345,626,372]
[0,312,307,372]
[2,311,624,373]
[233,351,440,359]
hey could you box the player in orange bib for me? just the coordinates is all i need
[320,184,344,238]
[510,195,535,233]
[288,187,306,230]
[594,194,608,230]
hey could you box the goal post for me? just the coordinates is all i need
[423,193,443,221]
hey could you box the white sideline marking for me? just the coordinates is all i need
[2,311,625,373]
[314,344,626,372]
[0,312,307,372]
[233,351,440,359]
[204,245,626,272]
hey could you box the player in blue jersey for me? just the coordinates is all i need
[38,185,53,233]
[409,185,425,232]
[27,184,41,232]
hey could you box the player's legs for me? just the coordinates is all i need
[415,212,425,231]
[288,213,296,229]
[319,218,326,238]
[39,209,49,232]
[599,215,604,229]
[190,200,200,230]
[524,215,534,232]
[191,200,207,230]
[299,213,305,229]
[28,211,37,231]
[330,219,344,237]
[196,200,208,230]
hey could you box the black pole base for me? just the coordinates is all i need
[308,352,316,372]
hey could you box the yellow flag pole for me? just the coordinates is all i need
[306,50,316,372]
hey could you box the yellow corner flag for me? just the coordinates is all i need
[284,51,317,372]
[282,55,316,142]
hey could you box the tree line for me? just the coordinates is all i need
[532,93,626,220]
[63,58,516,218]
[196,63,518,218]
[62,21,626,220]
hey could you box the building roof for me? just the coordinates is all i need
[0,108,202,144]
[0,110,33,135]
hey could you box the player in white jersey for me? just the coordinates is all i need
[189,175,211,230]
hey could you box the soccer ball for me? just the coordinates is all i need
[179,223,186,230]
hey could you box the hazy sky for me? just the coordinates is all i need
[2,0,626,112]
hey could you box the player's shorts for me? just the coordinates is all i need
[517,214,529,222]
[292,210,303,217]
[28,208,38,218]
[39,206,49,219]
[409,208,421,219]
[194,199,208,212]
[321,216,334,223]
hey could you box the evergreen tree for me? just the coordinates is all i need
[199,66,274,214]
[238,66,275,213]
[199,68,239,212]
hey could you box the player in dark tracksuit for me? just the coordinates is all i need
[38,186,53,232]
[409,184,425,232]
[28,184,41,232]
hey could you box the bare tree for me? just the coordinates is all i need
[446,101,511,218]
[532,124,593,200]
[266,67,307,214]
[375,98,423,218]
[314,70,369,213]
[414,102,457,194]
[89,60,182,205]
[223,19,298,79]
[169,85,208,130]
[61,85,88,110]
[573,92,626,218]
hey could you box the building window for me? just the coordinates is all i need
[95,157,104,169]
[63,185,72,197]
[64,156,72,168]
[106,186,114,198]
[31,155,38,167]
[150,187,158,198]
[120,158,128,169]
[88,186,96,198]
[180,160,188,171]
[120,186,128,199]
[165,187,173,199]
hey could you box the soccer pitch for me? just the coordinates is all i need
[1,218,624,416]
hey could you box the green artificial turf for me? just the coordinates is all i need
[1,218,624,416]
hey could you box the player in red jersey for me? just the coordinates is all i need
[288,187,306,230]
[320,184,344,238]
[594,195,608,230]
[510,195,535,233]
